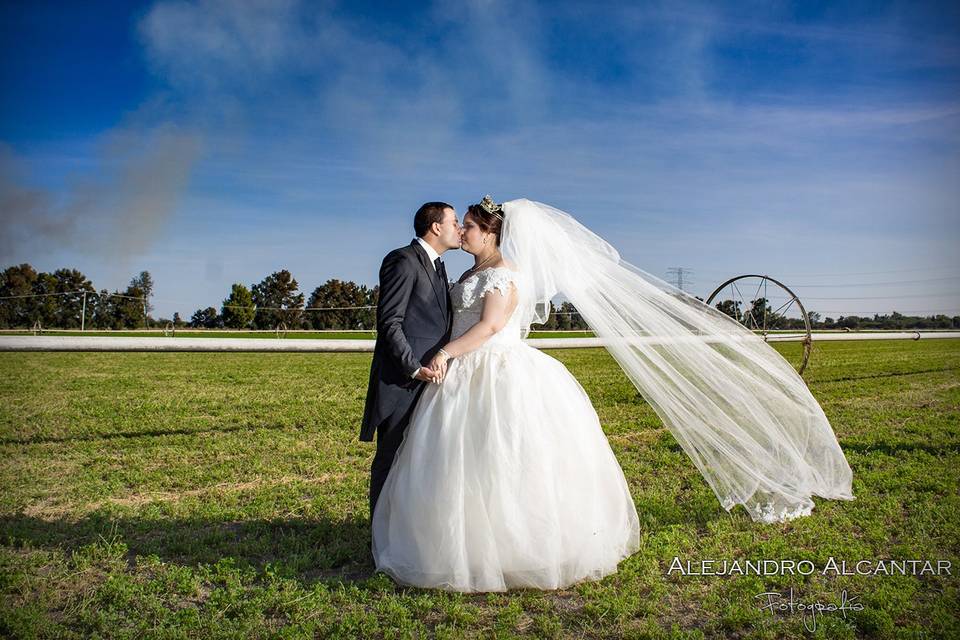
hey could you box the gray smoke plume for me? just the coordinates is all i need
[0,125,202,264]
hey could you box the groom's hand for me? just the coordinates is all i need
[414,366,440,383]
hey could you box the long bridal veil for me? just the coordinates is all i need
[500,199,854,523]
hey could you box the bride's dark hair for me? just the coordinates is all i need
[466,203,504,246]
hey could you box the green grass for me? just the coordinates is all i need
[1,340,958,638]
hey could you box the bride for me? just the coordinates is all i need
[371,196,854,592]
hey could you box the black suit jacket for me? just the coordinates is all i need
[359,241,452,441]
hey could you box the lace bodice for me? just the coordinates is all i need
[449,266,525,346]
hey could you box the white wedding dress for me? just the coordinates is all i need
[371,266,642,592]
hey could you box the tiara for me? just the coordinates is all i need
[479,195,503,220]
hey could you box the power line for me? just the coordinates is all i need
[759,293,960,301]
[224,304,375,312]
[4,282,957,317]
[0,291,375,312]
[788,276,960,287]
[0,291,82,300]
[795,307,958,313]
[0,290,142,301]
[783,266,958,277]
[694,266,958,278]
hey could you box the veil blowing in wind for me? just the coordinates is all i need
[500,199,855,523]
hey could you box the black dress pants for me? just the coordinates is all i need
[369,410,414,522]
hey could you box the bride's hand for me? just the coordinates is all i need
[427,350,451,382]
[426,356,447,382]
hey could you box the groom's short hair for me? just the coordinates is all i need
[414,202,453,237]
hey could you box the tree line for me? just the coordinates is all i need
[1,263,957,331]
[711,296,959,331]
[0,264,380,330]
[198,272,379,330]
[0,264,152,330]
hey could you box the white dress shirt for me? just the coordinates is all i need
[415,237,441,269]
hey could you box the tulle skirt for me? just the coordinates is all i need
[371,340,642,592]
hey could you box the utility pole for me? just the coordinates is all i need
[666,267,694,292]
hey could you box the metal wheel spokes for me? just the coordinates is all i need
[706,274,813,375]
[275,322,288,339]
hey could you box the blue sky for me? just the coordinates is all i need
[1,0,958,320]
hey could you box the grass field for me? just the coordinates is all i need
[1,339,958,638]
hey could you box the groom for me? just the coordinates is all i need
[360,201,460,520]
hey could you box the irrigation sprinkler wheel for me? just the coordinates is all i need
[275,323,288,339]
[164,321,175,337]
[32,320,42,336]
[705,274,813,375]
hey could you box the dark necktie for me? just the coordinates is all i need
[434,257,447,285]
